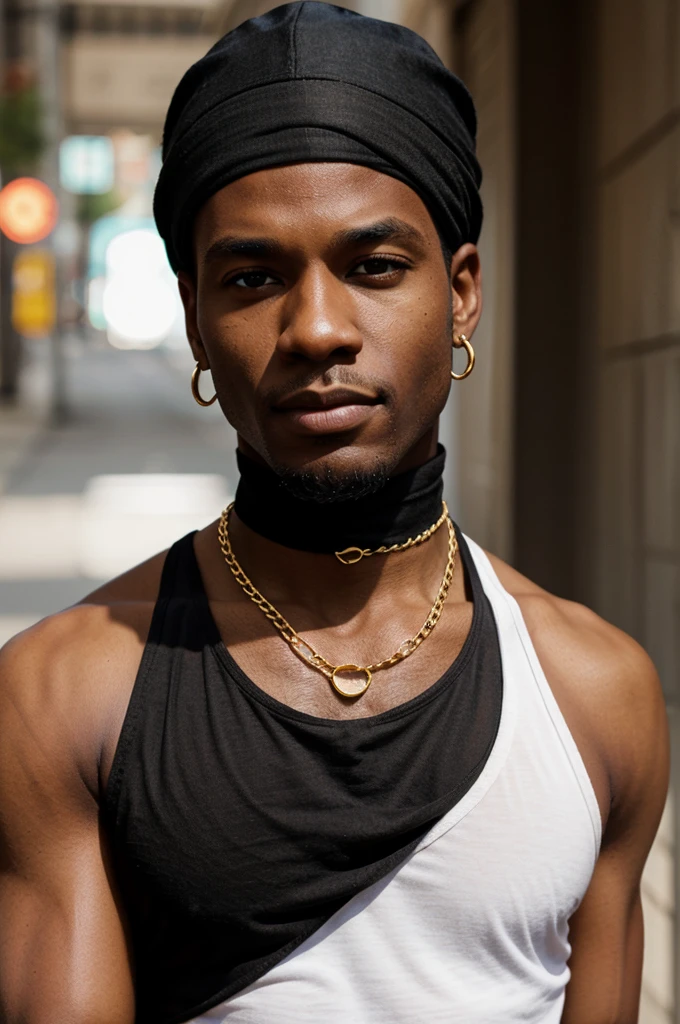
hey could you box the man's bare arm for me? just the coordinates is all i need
[0,611,135,1024]
[560,630,669,1023]
[487,553,670,1023]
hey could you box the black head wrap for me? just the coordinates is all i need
[154,1,482,273]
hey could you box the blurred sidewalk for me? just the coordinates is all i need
[0,335,238,646]
[0,395,49,497]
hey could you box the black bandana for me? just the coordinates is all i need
[234,444,446,553]
[154,1,482,272]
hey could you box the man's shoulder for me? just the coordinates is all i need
[484,549,659,705]
[0,599,148,681]
[0,545,168,682]
[0,549,169,796]
[484,549,668,824]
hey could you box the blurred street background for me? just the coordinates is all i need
[0,0,241,650]
[0,337,236,645]
[0,0,678,1020]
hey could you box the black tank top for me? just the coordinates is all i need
[104,529,502,1024]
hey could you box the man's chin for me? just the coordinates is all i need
[263,443,401,504]
[276,461,390,503]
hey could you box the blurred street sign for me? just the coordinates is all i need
[12,248,56,338]
[0,178,59,244]
[60,135,115,195]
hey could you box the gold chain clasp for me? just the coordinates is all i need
[334,502,449,564]
[335,546,368,565]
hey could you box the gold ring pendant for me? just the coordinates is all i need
[330,664,373,698]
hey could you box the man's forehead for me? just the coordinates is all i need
[195,163,436,245]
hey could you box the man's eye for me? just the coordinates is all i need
[350,257,407,277]
[230,271,278,289]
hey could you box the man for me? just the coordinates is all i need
[0,4,668,1023]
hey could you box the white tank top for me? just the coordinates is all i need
[194,537,602,1024]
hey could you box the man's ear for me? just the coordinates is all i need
[178,270,209,368]
[449,243,482,337]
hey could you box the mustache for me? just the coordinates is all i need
[261,366,396,407]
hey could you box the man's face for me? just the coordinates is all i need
[180,162,480,489]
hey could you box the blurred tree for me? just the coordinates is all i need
[76,190,121,227]
[0,65,45,176]
[73,190,121,342]
[0,64,46,400]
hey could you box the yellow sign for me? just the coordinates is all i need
[12,249,56,337]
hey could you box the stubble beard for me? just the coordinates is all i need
[274,457,392,503]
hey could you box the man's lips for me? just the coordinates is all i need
[272,388,382,435]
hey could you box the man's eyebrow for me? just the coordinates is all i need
[202,236,285,265]
[330,218,427,251]
[201,218,426,266]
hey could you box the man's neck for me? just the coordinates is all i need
[210,429,451,622]
[224,509,452,628]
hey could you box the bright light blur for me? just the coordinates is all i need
[0,475,232,582]
[87,275,106,330]
[102,229,179,349]
[80,473,231,578]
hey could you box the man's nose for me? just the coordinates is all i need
[276,266,363,362]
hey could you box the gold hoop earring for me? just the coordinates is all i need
[451,333,475,381]
[191,363,217,407]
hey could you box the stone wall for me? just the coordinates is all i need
[594,0,680,1018]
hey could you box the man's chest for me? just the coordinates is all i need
[208,595,475,719]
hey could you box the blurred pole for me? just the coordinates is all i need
[0,235,21,401]
[0,0,5,400]
[0,0,23,403]
[32,0,68,422]
[0,0,65,414]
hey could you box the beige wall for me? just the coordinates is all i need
[594,0,680,1020]
[401,0,455,65]
[212,0,412,35]
[451,0,515,559]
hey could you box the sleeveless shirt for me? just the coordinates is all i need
[189,540,602,1019]
[192,539,602,1024]
[104,527,503,1023]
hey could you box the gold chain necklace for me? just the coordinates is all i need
[334,502,448,563]
[217,501,458,699]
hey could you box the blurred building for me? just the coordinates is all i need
[61,0,215,137]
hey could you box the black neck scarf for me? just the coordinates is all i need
[233,446,446,554]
